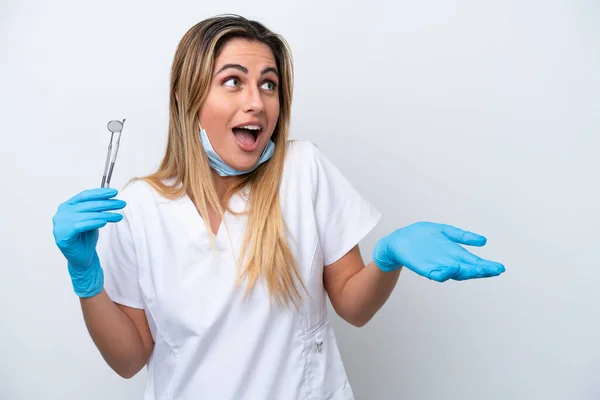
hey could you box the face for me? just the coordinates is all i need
[199,38,280,171]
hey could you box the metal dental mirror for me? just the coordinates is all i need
[101,119,126,188]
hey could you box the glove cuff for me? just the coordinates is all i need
[67,253,104,298]
[372,238,402,272]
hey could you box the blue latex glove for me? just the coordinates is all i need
[52,188,126,297]
[373,222,505,282]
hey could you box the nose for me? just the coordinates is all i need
[242,85,264,115]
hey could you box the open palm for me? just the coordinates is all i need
[373,222,505,282]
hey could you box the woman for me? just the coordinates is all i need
[52,14,505,400]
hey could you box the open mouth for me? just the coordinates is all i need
[232,124,262,149]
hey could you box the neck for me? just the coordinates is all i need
[211,169,237,203]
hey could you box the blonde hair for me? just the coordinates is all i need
[134,15,305,309]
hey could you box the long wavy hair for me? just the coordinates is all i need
[134,15,305,309]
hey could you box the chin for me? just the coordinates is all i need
[227,153,262,172]
[226,137,267,170]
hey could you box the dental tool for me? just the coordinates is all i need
[101,119,126,188]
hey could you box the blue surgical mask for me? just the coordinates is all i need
[199,128,275,176]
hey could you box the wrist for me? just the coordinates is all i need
[68,253,104,298]
[372,238,402,272]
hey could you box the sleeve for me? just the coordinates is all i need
[95,189,145,309]
[308,142,383,266]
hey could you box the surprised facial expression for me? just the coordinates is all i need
[199,38,280,171]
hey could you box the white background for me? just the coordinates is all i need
[1,0,599,399]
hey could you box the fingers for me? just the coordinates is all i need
[440,224,487,247]
[428,265,460,282]
[70,199,126,213]
[426,245,505,281]
[72,212,123,234]
[66,188,119,205]
[54,211,122,248]
[75,211,124,223]
[454,245,505,274]
[455,246,483,265]
[428,261,505,282]
[57,212,123,236]
[453,259,505,280]
[58,188,126,214]
[72,218,115,235]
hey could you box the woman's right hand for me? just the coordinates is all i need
[52,188,126,297]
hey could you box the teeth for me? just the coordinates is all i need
[237,125,261,130]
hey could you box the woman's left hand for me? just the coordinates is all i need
[372,222,505,282]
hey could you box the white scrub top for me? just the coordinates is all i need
[96,140,381,400]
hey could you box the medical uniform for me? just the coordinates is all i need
[96,140,382,400]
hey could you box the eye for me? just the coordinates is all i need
[223,77,241,88]
[261,80,277,91]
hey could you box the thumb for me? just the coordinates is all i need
[428,265,460,282]
[440,224,487,246]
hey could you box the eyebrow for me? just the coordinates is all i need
[215,63,279,77]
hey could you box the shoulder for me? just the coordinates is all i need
[283,140,322,187]
[282,140,347,204]
[285,139,318,161]
[284,139,347,181]
[284,140,327,177]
